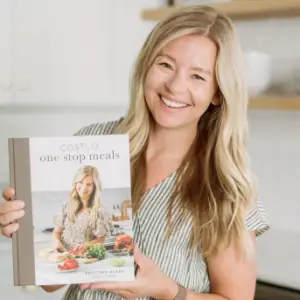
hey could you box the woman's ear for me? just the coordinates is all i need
[211,89,221,106]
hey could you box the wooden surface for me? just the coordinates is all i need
[142,0,300,21]
[249,96,300,110]
[255,282,300,300]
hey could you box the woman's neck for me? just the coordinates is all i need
[146,124,197,161]
[81,199,89,209]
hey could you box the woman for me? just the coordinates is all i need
[0,5,269,300]
[53,165,114,253]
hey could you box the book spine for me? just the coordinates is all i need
[8,138,35,286]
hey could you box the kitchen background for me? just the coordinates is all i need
[32,188,131,233]
[0,0,299,299]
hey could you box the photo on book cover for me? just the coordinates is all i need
[26,135,134,285]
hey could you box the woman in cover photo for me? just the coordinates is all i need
[53,165,114,253]
[1,5,270,300]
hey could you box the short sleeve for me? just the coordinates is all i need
[73,119,122,136]
[92,209,114,238]
[54,202,68,229]
[73,123,98,136]
[245,198,270,237]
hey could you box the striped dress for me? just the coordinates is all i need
[62,118,270,300]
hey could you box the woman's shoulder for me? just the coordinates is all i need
[60,201,68,211]
[59,201,71,216]
[73,117,123,136]
[97,206,112,219]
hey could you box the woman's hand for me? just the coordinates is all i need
[73,243,89,251]
[55,240,67,253]
[52,228,67,252]
[0,187,25,237]
[80,244,179,300]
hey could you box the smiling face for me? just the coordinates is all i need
[144,34,219,131]
[75,175,94,201]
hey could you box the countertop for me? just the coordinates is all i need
[256,228,300,291]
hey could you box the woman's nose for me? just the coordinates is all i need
[165,72,186,95]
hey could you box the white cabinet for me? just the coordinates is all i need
[0,0,13,106]
[12,0,116,108]
[0,0,148,109]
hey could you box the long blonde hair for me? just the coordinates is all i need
[68,165,102,227]
[115,5,257,258]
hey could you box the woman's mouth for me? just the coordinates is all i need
[160,96,189,109]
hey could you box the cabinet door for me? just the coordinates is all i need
[13,0,114,107]
[0,0,13,106]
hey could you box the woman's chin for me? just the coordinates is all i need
[153,115,189,130]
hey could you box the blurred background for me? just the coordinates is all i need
[0,0,299,299]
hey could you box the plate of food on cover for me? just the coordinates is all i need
[69,248,86,258]
[69,243,107,264]
[38,248,70,264]
[57,256,79,273]
[113,234,134,255]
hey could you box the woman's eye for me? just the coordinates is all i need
[192,74,205,81]
[159,62,172,69]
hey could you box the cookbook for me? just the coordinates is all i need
[8,134,135,286]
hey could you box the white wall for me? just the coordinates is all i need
[248,110,300,232]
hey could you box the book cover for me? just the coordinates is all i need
[8,134,135,286]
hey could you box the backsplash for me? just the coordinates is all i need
[248,110,300,233]
[236,17,300,58]
[235,17,300,95]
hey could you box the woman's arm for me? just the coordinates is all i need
[52,202,68,251]
[52,226,67,252]
[204,231,256,300]
[40,285,65,293]
[165,232,257,300]
[52,226,62,241]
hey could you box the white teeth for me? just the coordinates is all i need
[161,96,187,108]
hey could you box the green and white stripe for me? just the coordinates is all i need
[62,119,270,300]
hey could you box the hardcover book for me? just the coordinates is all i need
[8,134,135,286]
